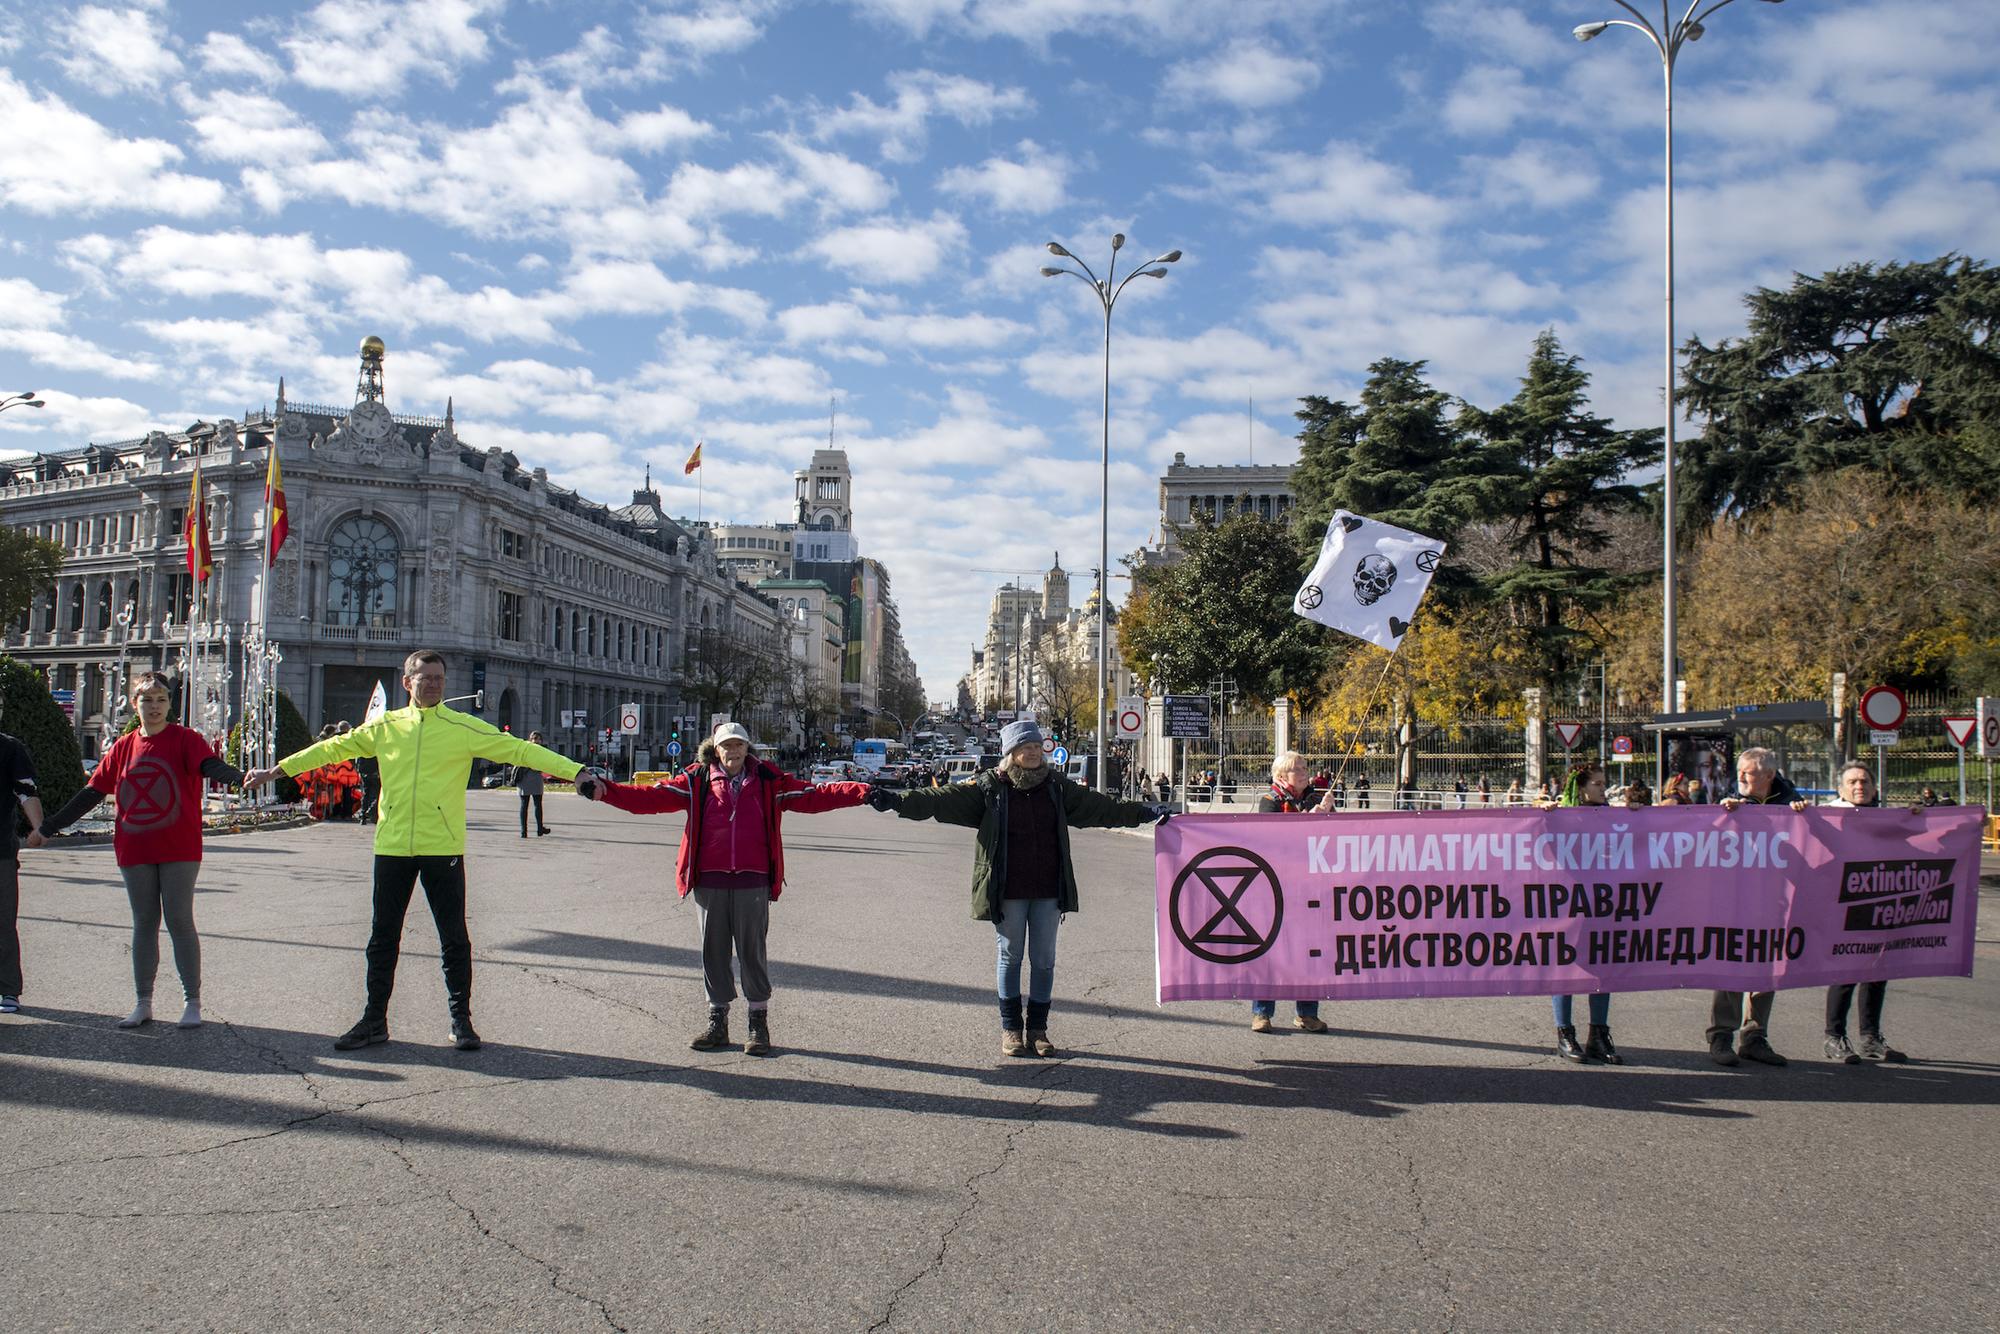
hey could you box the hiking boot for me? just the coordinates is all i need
[1294,1014,1329,1034]
[450,1016,481,1051]
[1556,1025,1588,1063]
[1584,1024,1623,1066]
[1028,1029,1056,1058]
[1001,1028,1028,1057]
[690,1013,729,1051]
[745,1012,772,1056]
[335,1016,389,1050]
[1708,1035,1740,1067]
[1824,1033,1861,1065]
[1738,1038,1788,1067]
[1857,1033,1906,1062]
[1249,1014,1274,1034]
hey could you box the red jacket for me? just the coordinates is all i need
[595,759,869,899]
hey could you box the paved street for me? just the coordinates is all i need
[6,790,1999,1333]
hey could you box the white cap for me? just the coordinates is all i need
[712,722,752,747]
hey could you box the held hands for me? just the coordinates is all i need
[241,766,282,790]
[864,787,901,813]
[1146,804,1175,825]
[574,774,602,801]
[25,829,46,849]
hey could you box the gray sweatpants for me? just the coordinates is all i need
[690,886,771,1011]
[120,861,201,1003]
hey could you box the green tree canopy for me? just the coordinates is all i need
[1121,512,1332,707]
[1,656,84,835]
[1681,255,2000,520]
[1461,330,1660,685]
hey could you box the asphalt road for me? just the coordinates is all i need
[5,791,1998,1333]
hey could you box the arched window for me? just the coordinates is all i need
[67,582,84,631]
[95,581,113,630]
[326,516,400,627]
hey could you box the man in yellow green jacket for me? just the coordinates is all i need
[244,649,580,1052]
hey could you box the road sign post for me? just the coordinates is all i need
[1552,721,1584,752]
[1943,715,1977,806]
[1610,734,1634,765]
[1859,685,1907,800]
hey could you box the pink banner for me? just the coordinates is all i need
[1154,806,1982,1003]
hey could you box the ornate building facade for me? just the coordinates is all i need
[0,339,782,763]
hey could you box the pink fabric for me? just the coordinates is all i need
[694,768,773,880]
[1154,805,1982,1003]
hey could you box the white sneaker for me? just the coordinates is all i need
[178,1001,203,1029]
[118,1001,154,1028]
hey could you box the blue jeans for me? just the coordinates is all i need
[1250,1000,1320,1019]
[996,897,1060,1029]
[1552,993,1611,1026]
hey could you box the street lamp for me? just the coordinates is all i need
[0,390,45,414]
[1041,232,1182,792]
[1573,0,1784,784]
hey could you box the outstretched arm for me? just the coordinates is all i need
[578,773,694,815]
[1059,782,1157,830]
[473,733,583,782]
[37,786,108,838]
[777,778,871,813]
[890,782,987,828]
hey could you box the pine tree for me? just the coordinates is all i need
[1464,330,1659,685]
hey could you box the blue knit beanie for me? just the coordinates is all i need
[998,719,1045,755]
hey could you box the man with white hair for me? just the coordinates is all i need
[1249,751,1328,1035]
[1706,746,1807,1066]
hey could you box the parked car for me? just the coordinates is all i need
[809,762,867,784]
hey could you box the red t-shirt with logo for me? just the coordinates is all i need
[90,724,216,867]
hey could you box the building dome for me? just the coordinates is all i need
[360,335,386,358]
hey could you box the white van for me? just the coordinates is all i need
[944,754,985,782]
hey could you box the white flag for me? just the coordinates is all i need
[364,679,388,723]
[1294,511,1446,651]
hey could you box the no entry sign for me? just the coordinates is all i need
[1859,685,1907,731]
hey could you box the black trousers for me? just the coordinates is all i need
[1826,980,1887,1038]
[519,789,544,834]
[365,855,471,1019]
[1,856,21,997]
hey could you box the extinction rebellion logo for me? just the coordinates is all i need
[1837,858,1956,931]
[1169,846,1284,964]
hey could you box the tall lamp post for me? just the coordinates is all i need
[0,390,45,414]
[1574,0,1783,784]
[1041,233,1182,792]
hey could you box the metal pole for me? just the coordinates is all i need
[1958,747,1966,807]
[1659,47,1678,788]
[1096,297,1111,794]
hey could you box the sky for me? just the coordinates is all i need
[2,0,1997,701]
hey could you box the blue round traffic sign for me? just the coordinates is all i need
[1050,745,1070,765]
[666,740,683,758]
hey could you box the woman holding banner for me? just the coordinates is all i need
[1250,752,1329,1035]
[868,719,1163,1059]
[1547,762,1623,1065]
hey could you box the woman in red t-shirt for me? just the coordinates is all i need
[34,672,242,1029]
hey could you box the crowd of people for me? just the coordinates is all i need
[0,655,1919,1075]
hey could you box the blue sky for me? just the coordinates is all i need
[3,0,1996,699]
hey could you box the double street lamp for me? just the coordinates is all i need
[1041,234,1182,792]
[1573,0,1783,783]
[1,390,45,414]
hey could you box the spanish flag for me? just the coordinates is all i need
[264,446,288,563]
[683,440,702,474]
[185,467,213,583]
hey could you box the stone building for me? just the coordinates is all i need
[0,338,782,763]
[1135,452,1296,568]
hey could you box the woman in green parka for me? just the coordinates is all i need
[867,719,1162,1058]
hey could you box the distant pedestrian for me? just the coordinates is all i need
[1250,752,1328,1036]
[1476,775,1490,806]
[1821,763,1908,1065]
[513,730,553,838]
[577,723,870,1056]
[34,672,244,1029]
[1453,777,1468,808]
[1504,778,1522,806]
[868,719,1162,1059]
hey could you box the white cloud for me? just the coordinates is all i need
[0,277,162,379]
[777,139,898,214]
[1246,140,1455,232]
[180,89,330,164]
[281,0,503,97]
[938,140,1069,214]
[617,104,717,153]
[805,213,970,282]
[1467,141,1598,211]
[777,300,1031,356]
[0,72,224,217]
[55,4,183,94]
[194,30,271,77]
[1162,41,1320,109]
[812,70,1034,162]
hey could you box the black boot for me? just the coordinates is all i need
[450,1014,481,1051]
[745,1011,772,1056]
[1555,1025,1588,1063]
[1584,1024,1623,1065]
[690,1009,729,1051]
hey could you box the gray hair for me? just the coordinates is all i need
[1271,750,1307,782]
[1737,746,1777,773]
[1838,760,1872,783]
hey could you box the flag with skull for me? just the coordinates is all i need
[1293,511,1446,651]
